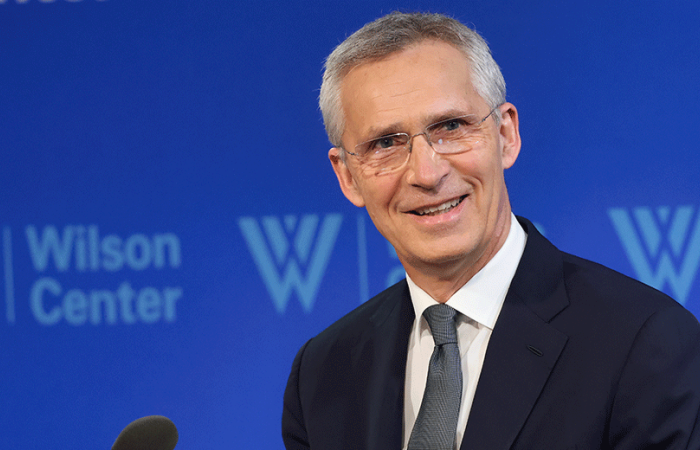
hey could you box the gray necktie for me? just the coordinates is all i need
[407,304,462,450]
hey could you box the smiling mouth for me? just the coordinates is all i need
[411,195,467,216]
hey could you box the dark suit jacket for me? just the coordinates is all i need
[282,217,700,449]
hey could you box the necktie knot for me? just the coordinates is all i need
[423,304,458,346]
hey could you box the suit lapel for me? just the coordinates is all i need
[352,281,415,449]
[461,218,570,450]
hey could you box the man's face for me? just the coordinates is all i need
[329,40,521,283]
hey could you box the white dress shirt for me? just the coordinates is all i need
[402,214,527,449]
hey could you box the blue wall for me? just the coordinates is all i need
[1,1,699,448]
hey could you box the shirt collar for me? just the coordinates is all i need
[406,213,527,329]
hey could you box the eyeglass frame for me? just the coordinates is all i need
[341,105,502,175]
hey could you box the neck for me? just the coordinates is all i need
[404,211,513,303]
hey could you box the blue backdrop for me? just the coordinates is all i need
[1,1,699,448]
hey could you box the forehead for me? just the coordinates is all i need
[339,40,484,139]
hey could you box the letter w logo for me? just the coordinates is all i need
[608,206,700,305]
[238,214,343,313]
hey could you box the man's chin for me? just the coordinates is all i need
[402,244,478,271]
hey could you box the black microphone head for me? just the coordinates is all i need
[111,415,178,450]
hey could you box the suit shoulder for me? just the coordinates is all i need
[560,251,694,322]
[291,280,413,390]
[304,280,411,351]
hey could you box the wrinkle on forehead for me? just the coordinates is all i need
[387,87,423,99]
[340,41,486,145]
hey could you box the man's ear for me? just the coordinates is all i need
[498,102,521,169]
[329,147,366,207]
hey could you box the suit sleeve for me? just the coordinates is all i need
[609,306,700,449]
[282,340,312,450]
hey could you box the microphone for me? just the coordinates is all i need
[111,415,178,450]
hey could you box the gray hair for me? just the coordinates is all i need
[319,11,506,148]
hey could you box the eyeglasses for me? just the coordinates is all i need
[344,107,500,176]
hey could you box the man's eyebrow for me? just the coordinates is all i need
[361,109,475,141]
[424,109,476,125]
[361,122,405,142]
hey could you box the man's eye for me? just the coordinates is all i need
[372,136,397,150]
[441,118,468,131]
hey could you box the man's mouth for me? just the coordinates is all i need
[411,195,467,216]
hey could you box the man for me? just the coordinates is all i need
[282,12,700,450]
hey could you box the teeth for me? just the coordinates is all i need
[415,197,462,216]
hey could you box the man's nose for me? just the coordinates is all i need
[405,134,449,188]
